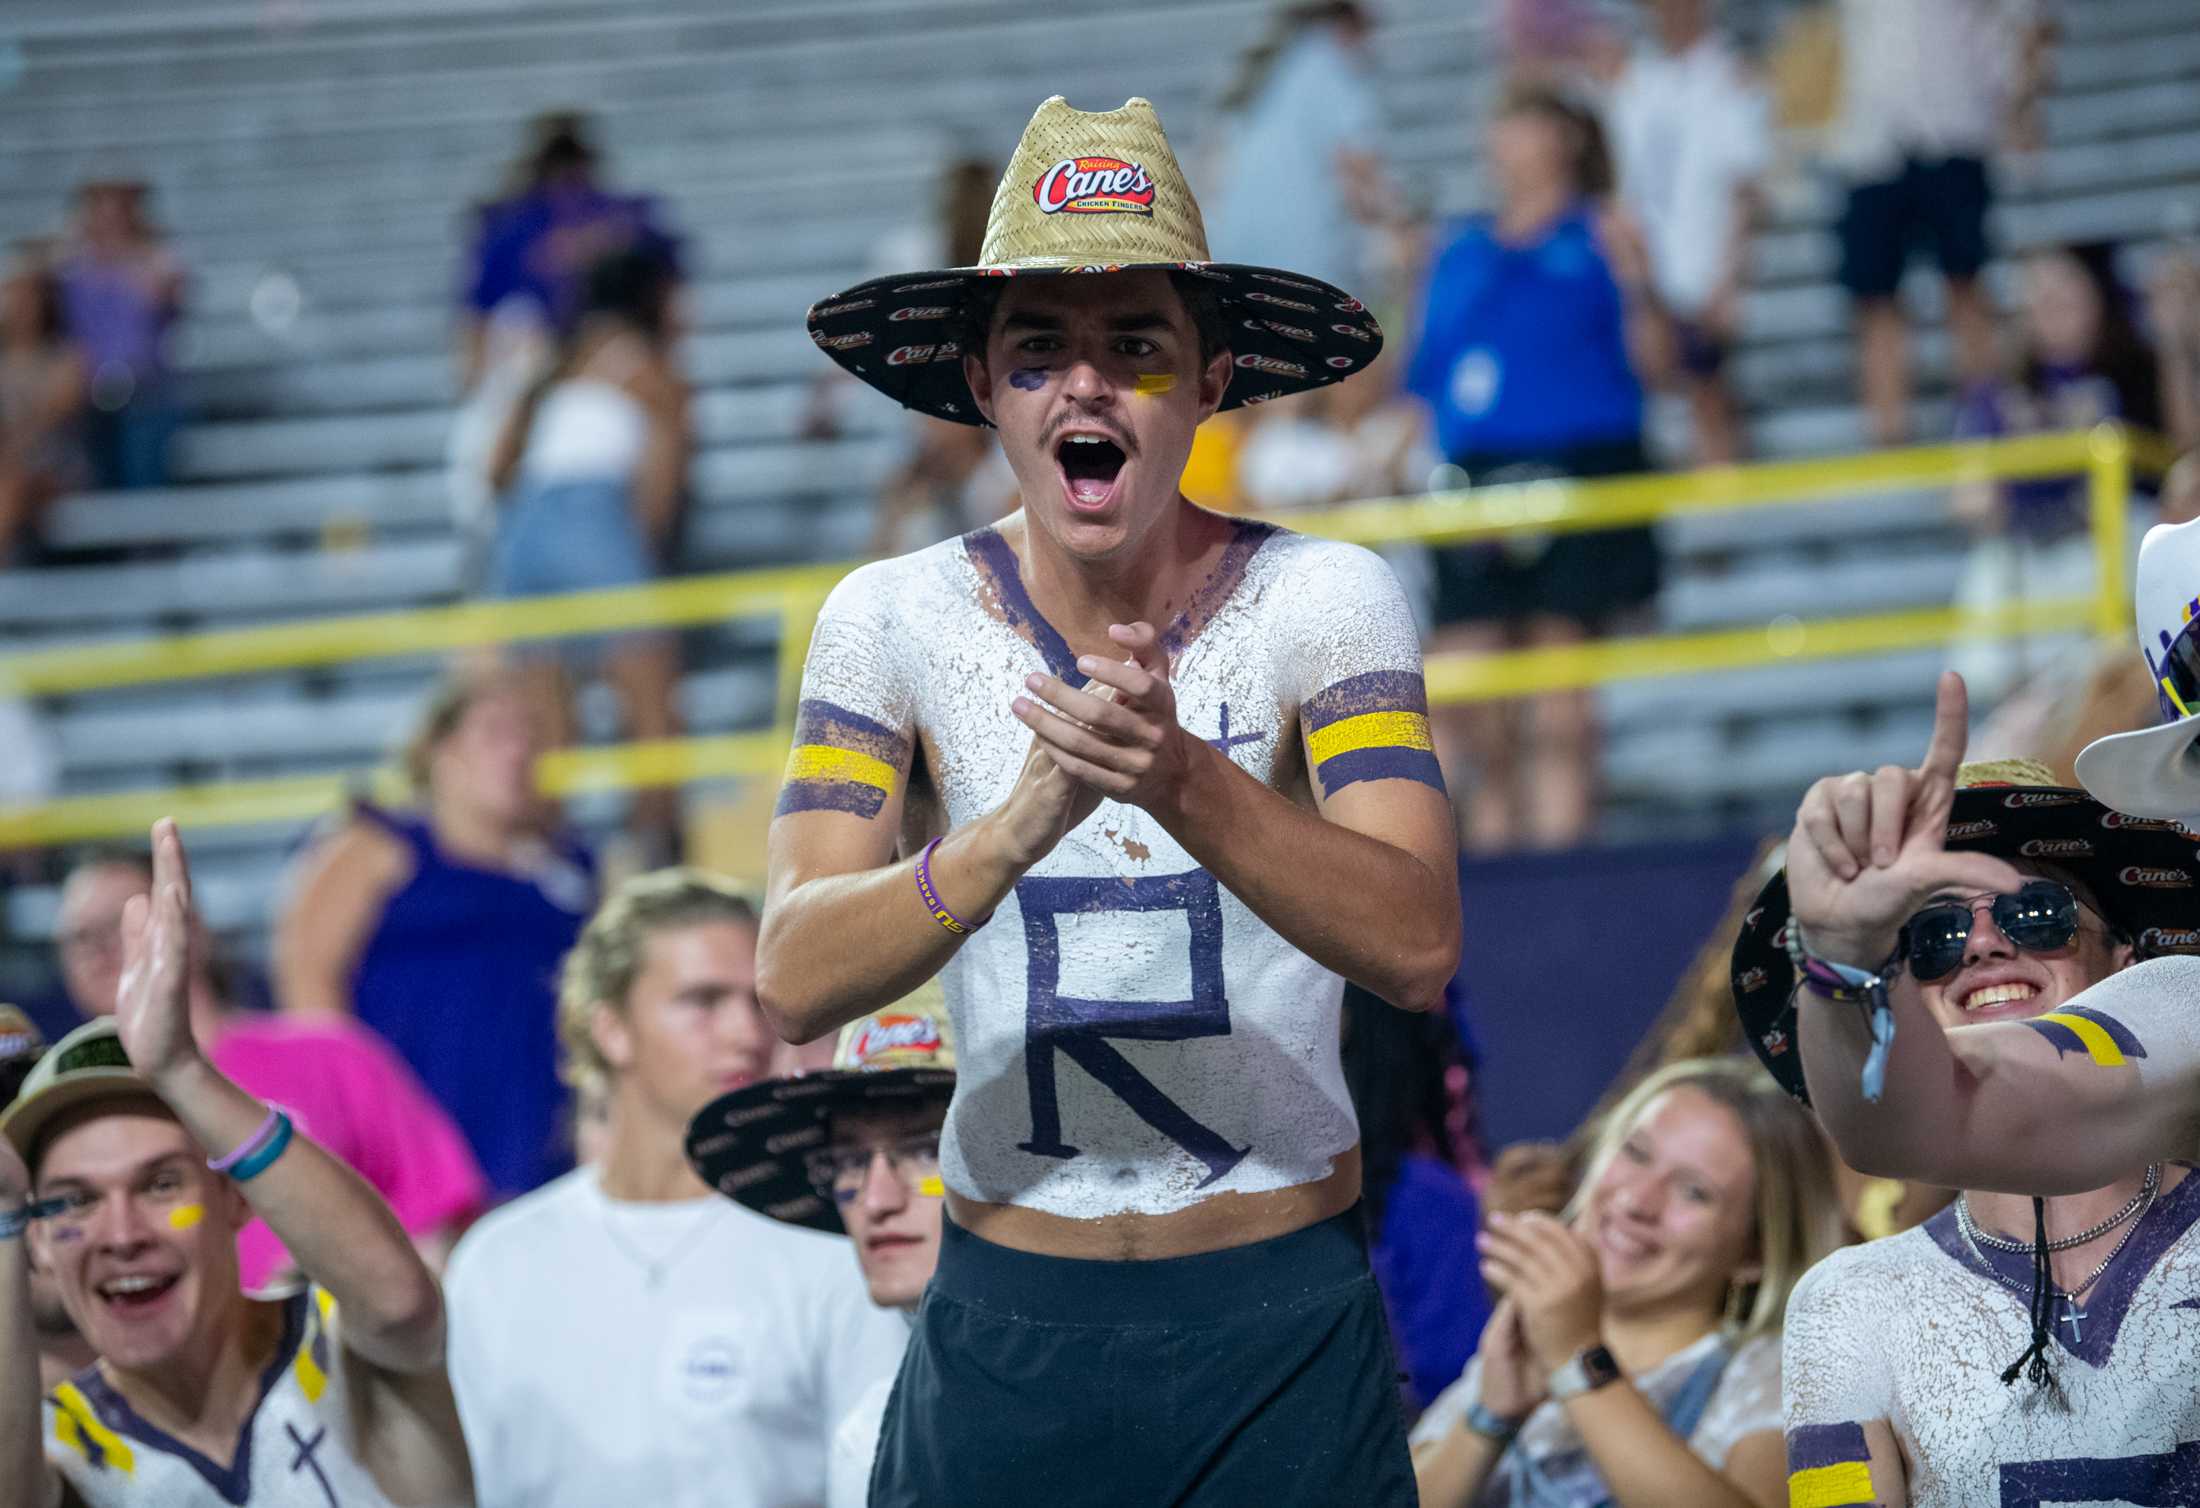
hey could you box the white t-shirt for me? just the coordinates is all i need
[1605,33,1771,316]
[783,519,1440,1221]
[45,1288,402,1507]
[445,1167,910,1508]
[1783,1176,2200,1508]
[827,1373,895,1508]
[1829,0,2044,176]
[1412,1330,1781,1504]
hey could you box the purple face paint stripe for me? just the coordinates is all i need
[1008,367,1048,391]
[1787,1422,1871,1472]
[1314,746,1445,798]
[965,528,1086,686]
[1158,520,1280,661]
[2058,1004,2149,1058]
[2020,1016,2092,1060]
[775,781,889,820]
[1304,669,1430,730]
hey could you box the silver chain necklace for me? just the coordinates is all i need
[598,1195,724,1291]
[1956,1166,2161,1345]
[1958,1162,2159,1253]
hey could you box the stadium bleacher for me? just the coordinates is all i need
[1,0,2195,962]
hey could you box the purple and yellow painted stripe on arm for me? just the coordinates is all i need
[2023,1003,2148,1067]
[775,699,911,819]
[1786,1423,1876,1507]
[1303,669,1444,798]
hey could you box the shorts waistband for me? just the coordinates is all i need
[932,1206,1372,1327]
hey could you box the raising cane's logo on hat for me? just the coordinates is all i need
[1033,156,1156,216]
[846,1012,944,1067]
[1235,353,1308,379]
[2142,926,2200,952]
[2119,866,2192,887]
[2020,838,2094,859]
[2005,792,2083,810]
[1946,819,1998,840]
[2102,811,2189,832]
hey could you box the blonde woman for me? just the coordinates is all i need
[1412,1057,1844,1508]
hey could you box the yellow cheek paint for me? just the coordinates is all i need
[917,1176,946,1198]
[167,1204,204,1232]
[1133,372,1176,396]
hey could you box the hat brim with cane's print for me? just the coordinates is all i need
[685,997,956,1236]
[2078,514,2200,819]
[1729,759,2200,1103]
[805,95,1384,426]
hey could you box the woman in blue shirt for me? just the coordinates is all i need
[1406,84,1671,853]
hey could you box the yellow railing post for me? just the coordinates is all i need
[2088,422,2135,643]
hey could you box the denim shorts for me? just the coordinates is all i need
[486,477,659,661]
[870,1207,1417,1507]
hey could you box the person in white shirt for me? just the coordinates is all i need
[443,869,907,1508]
[1,820,470,1508]
[1602,0,1771,464]
[686,996,958,1508]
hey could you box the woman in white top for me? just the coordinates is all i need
[487,244,690,853]
[1412,1057,1844,1508]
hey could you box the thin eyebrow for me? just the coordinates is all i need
[40,1152,194,1196]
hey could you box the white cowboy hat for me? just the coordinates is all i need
[2076,514,2200,818]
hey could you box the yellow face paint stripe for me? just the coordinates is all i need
[167,1203,203,1230]
[1133,372,1176,395]
[2036,1011,2127,1066]
[916,1176,946,1197]
[782,743,897,794]
[1305,709,1436,767]
[1788,1460,1875,1507]
[53,1383,135,1474]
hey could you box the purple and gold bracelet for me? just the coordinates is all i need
[915,837,981,936]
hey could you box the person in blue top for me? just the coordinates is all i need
[272,669,597,1196]
[1406,83,1671,855]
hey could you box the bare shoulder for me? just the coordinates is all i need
[292,812,414,893]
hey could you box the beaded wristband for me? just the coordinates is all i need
[0,1199,65,1241]
[1783,922,1900,1104]
[227,1112,295,1184]
[915,838,980,936]
[208,1105,284,1173]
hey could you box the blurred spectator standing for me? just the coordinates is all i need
[802,157,1004,557]
[56,179,184,490]
[55,853,490,1285]
[1341,983,1492,1415]
[1949,242,2163,702]
[446,870,906,1508]
[0,1003,98,1392]
[458,111,682,390]
[1405,84,1668,852]
[488,244,691,860]
[1601,0,1771,465]
[0,243,88,564]
[273,670,598,1197]
[1826,0,2055,446]
[2148,247,2200,451]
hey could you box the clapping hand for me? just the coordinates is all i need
[112,819,205,1088]
[1786,672,2023,970]
[1013,622,1195,814]
[1478,1212,1606,1376]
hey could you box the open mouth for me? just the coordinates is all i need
[1056,433,1127,512]
[97,1272,181,1315]
[1960,981,2041,1013]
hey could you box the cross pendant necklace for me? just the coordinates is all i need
[2058,1297,2086,1343]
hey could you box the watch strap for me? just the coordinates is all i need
[1548,1342,1622,1401]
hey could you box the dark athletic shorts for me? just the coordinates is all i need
[869,1207,1418,1507]
[1838,154,1992,300]
[1429,438,1660,629]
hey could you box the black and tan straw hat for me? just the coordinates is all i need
[685,998,956,1236]
[805,95,1385,425]
[1731,759,2200,1102]
[0,1018,155,1164]
[0,1005,46,1103]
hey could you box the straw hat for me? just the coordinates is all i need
[0,1018,158,1166]
[805,95,1384,425]
[1729,758,2200,1102]
[685,998,957,1236]
[2077,513,2200,819]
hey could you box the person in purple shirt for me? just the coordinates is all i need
[457,112,682,390]
[56,180,185,491]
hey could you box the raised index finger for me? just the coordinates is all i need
[1915,671,1972,789]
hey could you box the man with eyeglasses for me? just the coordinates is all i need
[1727,675,2200,1504]
[686,995,957,1508]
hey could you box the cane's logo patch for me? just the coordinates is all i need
[886,343,961,366]
[1945,819,1998,841]
[894,278,963,292]
[847,1012,944,1066]
[889,305,954,322]
[1033,156,1156,216]
[2120,866,2192,887]
[1761,1026,1789,1057]
[812,330,874,352]
[2141,926,2200,952]
[1244,290,1318,313]
[1234,353,1307,379]
[810,299,873,320]
[2103,811,2188,832]
[1250,273,1321,291]
[2004,791,2082,809]
[2020,838,2093,859]
[1244,318,1317,343]
[1736,966,1770,993]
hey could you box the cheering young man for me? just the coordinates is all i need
[766,96,1459,1503]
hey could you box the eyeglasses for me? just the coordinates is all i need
[805,1132,942,1206]
[1897,880,2107,982]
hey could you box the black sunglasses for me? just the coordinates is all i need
[1897,880,2105,983]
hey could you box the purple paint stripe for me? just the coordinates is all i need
[774,781,887,819]
[793,698,907,755]
[1304,669,1430,731]
[1787,1422,1871,1472]
[966,527,1085,685]
[1158,520,1279,660]
[2060,1004,2149,1059]
[1315,744,1444,798]
[2020,1016,2091,1060]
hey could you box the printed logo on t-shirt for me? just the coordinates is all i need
[1449,348,1499,417]
[662,1309,752,1419]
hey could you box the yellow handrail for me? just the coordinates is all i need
[0,425,2171,849]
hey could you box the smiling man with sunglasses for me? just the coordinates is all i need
[1726,672,2200,1504]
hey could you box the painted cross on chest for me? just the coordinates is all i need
[1204,702,1268,755]
[2060,1297,2087,1343]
